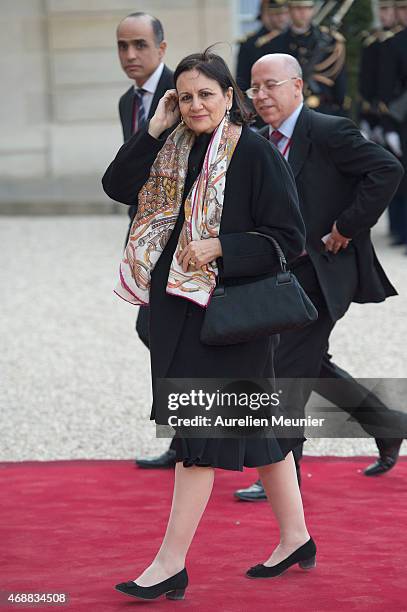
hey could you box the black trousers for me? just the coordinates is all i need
[275,257,406,462]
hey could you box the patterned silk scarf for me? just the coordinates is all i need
[115,115,242,308]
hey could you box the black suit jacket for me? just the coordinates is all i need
[118,64,174,142]
[118,65,174,222]
[260,106,403,321]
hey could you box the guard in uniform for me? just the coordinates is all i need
[254,0,348,115]
[236,0,289,93]
[358,1,398,142]
[378,0,407,248]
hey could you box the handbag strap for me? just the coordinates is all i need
[214,231,288,294]
[248,231,287,273]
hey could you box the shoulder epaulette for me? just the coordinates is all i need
[255,29,281,48]
[360,29,373,40]
[378,30,395,43]
[236,29,257,44]
[363,31,380,47]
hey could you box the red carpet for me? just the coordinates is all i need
[0,457,406,612]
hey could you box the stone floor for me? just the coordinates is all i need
[1,214,406,461]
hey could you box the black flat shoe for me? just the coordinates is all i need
[246,538,316,578]
[115,568,188,600]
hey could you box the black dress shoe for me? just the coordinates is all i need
[234,466,301,501]
[246,538,316,579]
[115,568,188,600]
[364,440,403,476]
[234,479,267,501]
[135,449,177,469]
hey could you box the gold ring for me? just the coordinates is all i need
[189,259,196,268]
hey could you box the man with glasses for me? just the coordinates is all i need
[234,53,405,501]
[253,0,348,116]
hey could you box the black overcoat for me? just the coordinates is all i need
[103,125,305,408]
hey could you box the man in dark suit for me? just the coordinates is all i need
[115,12,175,468]
[116,12,174,229]
[235,52,406,501]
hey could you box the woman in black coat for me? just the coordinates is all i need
[104,50,316,601]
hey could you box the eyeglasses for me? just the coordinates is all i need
[245,78,299,99]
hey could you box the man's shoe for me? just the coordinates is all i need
[135,449,176,469]
[364,440,403,476]
[234,464,301,501]
[234,479,267,502]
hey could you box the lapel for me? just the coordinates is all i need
[121,86,134,142]
[287,106,311,178]
[148,65,174,119]
[258,125,268,139]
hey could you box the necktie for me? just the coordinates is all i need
[133,88,146,133]
[269,129,284,147]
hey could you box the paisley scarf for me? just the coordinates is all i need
[115,115,241,307]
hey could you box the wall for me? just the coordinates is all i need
[0,0,236,207]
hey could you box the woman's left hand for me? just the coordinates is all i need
[177,238,223,273]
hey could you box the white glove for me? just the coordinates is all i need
[385,131,403,157]
[371,125,385,145]
[359,120,371,141]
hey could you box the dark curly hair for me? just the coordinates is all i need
[173,47,253,126]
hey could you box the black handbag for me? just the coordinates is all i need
[200,232,318,346]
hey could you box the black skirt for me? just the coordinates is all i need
[166,305,305,472]
[173,436,305,472]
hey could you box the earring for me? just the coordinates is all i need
[226,107,230,119]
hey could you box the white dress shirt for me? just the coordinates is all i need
[134,62,165,118]
[268,102,304,160]
[269,102,308,255]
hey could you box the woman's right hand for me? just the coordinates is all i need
[148,89,180,139]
